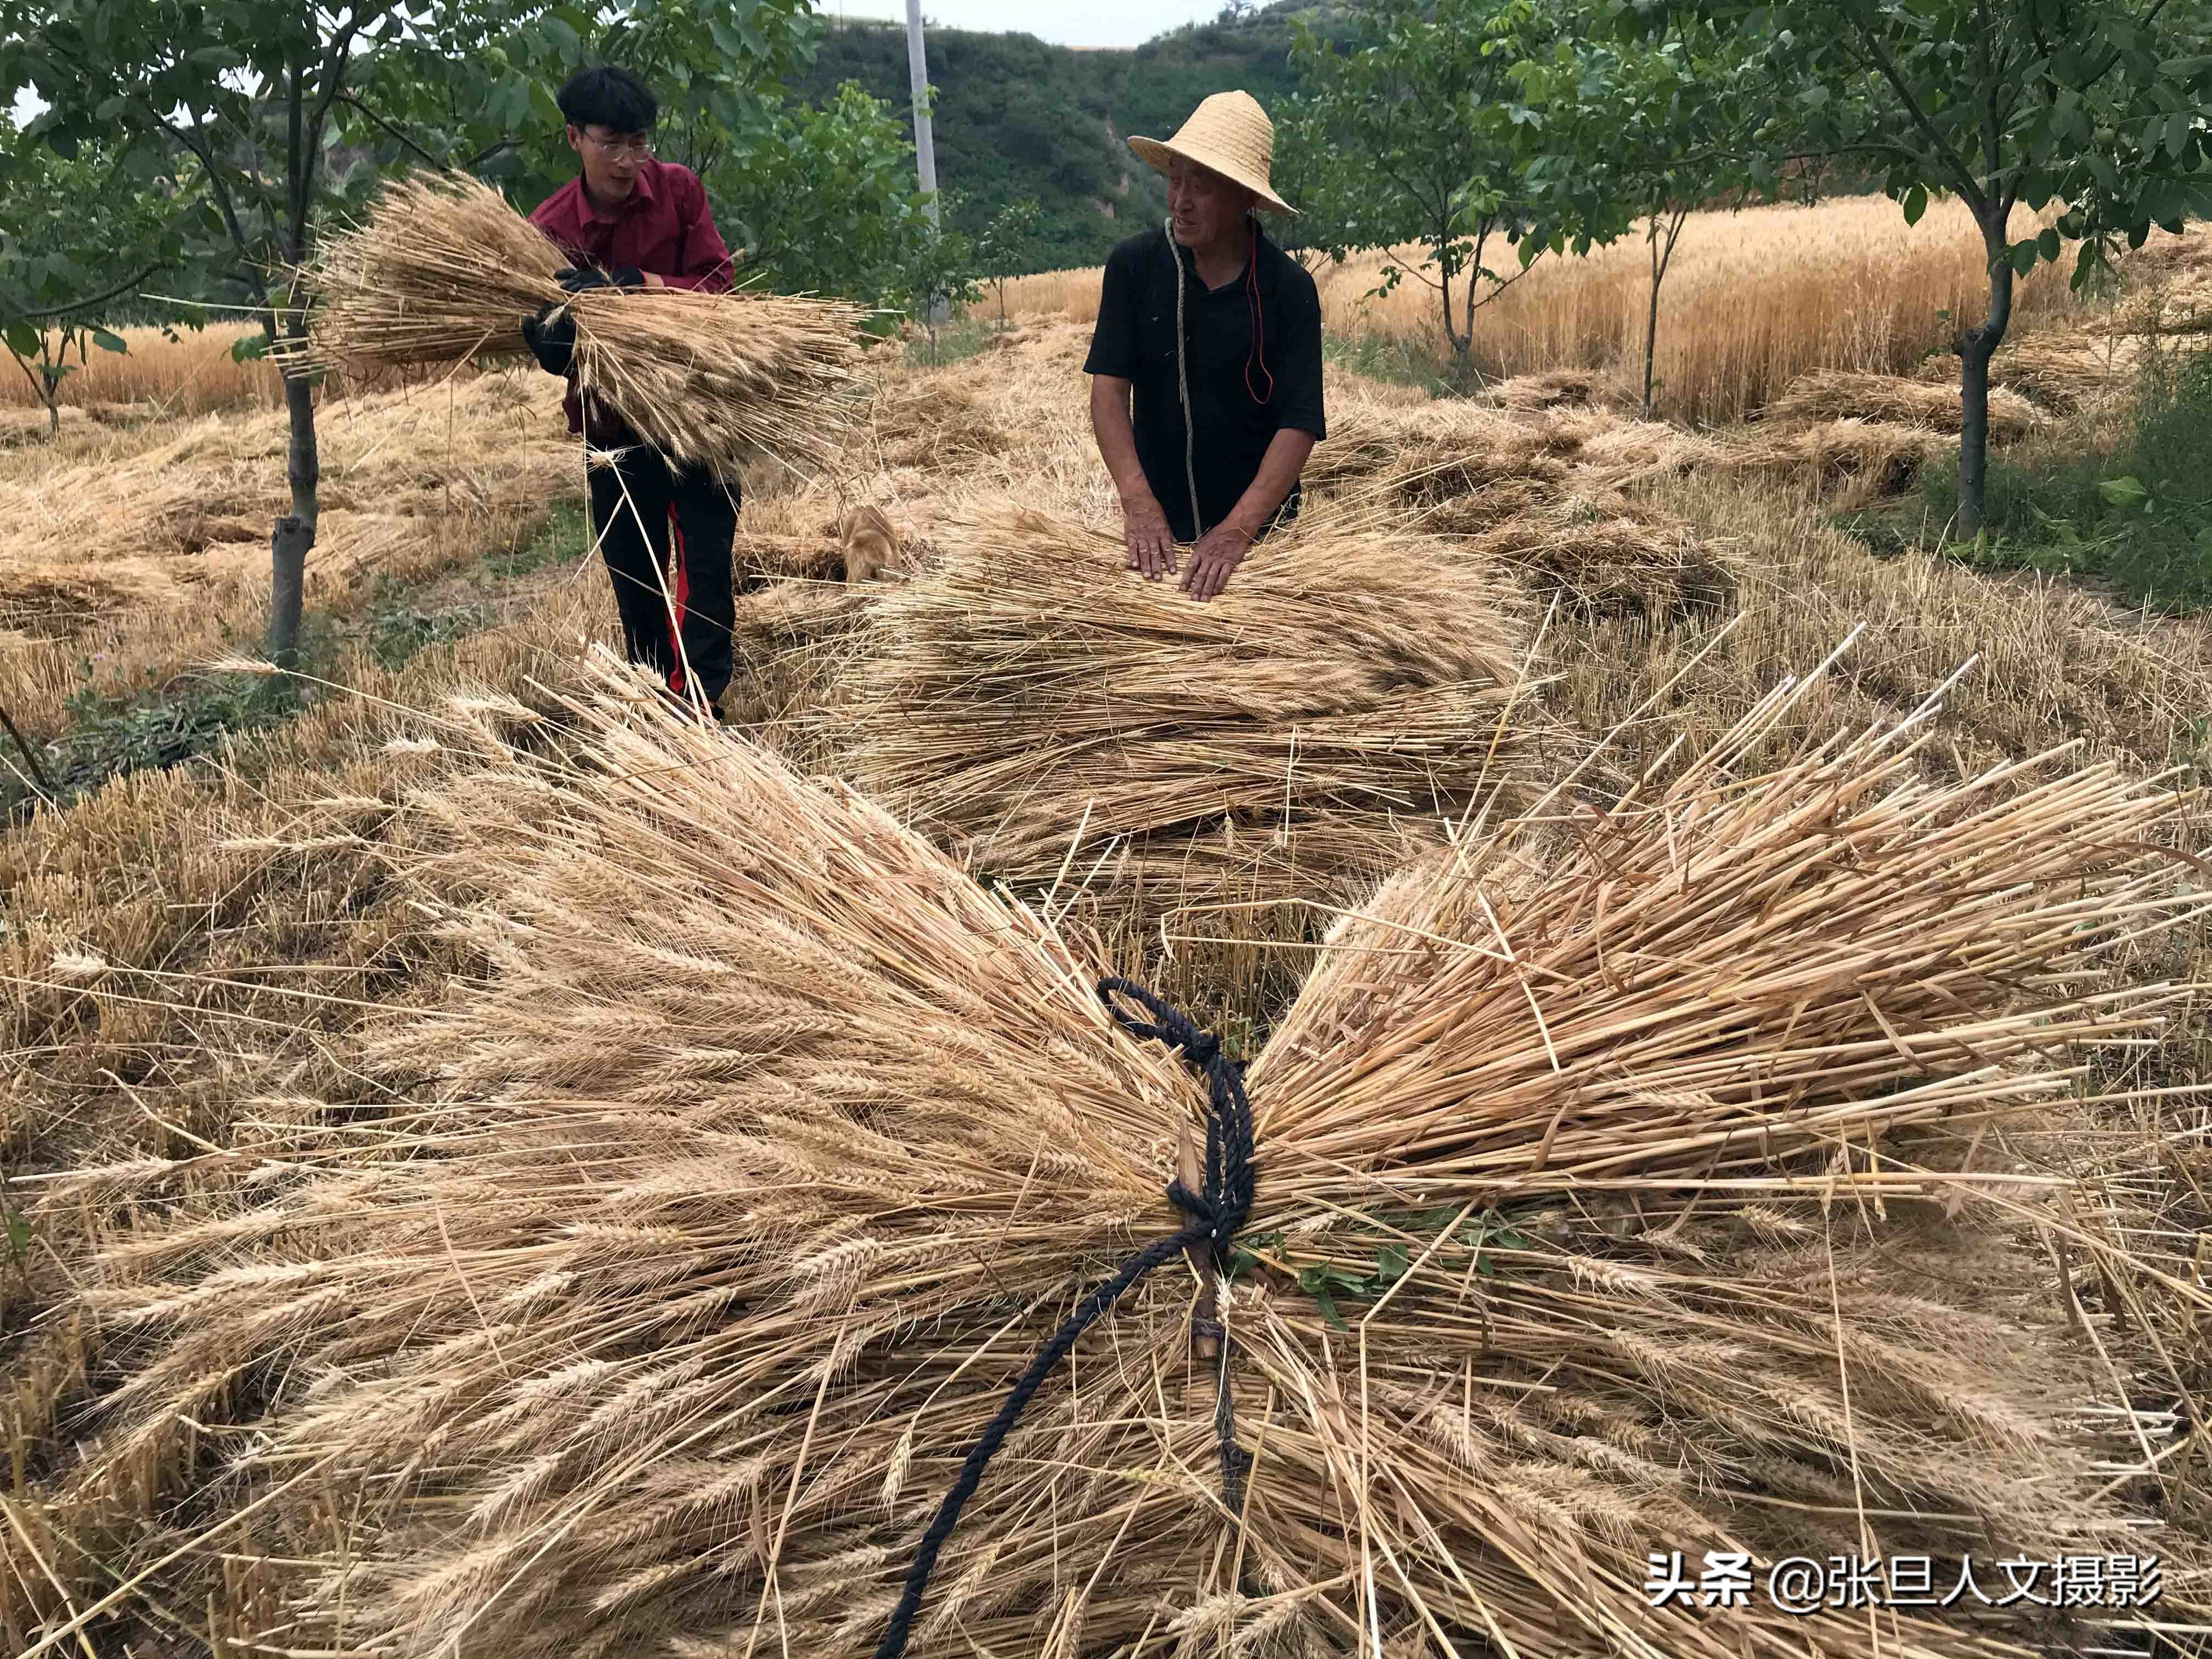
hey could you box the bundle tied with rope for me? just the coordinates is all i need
[294,170,869,478]
[838,500,1568,931]
[9,647,2208,1659]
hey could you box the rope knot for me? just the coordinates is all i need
[871,977,1260,1659]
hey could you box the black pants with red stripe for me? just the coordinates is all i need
[587,445,748,707]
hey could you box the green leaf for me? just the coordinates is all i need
[1375,1242,1410,1286]
[89,326,127,353]
[1313,1282,1347,1332]
[2098,475,2151,512]
[4,1214,29,1256]
[231,332,271,363]
[2,321,37,360]
[2037,227,2061,263]
[1901,183,1928,225]
[2008,240,2040,276]
[1296,1265,1328,1296]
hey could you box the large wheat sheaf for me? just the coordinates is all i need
[19,652,2202,1659]
[298,170,867,478]
[839,504,1560,913]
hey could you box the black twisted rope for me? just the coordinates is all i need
[870,975,1257,1659]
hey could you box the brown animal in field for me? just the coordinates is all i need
[830,505,901,583]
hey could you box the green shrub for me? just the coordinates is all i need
[1920,343,2212,611]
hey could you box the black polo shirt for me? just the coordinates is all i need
[1084,222,1327,544]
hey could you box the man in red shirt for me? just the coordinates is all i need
[520,66,747,719]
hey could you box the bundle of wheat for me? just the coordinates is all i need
[1312,399,1721,509]
[873,377,1008,470]
[1760,368,2042,439]
[732,578,878,655]
[1481,364,1632,411]
[16,650,2199,1659]
[300,171,868,477]
[837,503,1555,906]
[1304,399,1571,498]
[1917,334,2144,415]
[1458,489,1739,619]
[1719,416,1953,506]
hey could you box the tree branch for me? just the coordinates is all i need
[1976,0,2005,209]
[149,103,274,315]
[6,261,166,320]
[1851,24,1991,215]
[460,137,521,171]
[337,92,446,167]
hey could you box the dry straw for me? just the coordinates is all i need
[299,170,870,478]
[837,502,1559,908]
[1916,331,2145,415]
[12,646,2206,1659]
[1759,368,2042,440]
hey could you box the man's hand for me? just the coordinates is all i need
[1121,493,1177,580]
[520,303,575,377]
[640,270,666,289]
[555,266,652,292]
[1181,523,1252,602]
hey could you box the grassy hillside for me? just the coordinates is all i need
[798,3,1340,269]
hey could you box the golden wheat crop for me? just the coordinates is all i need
[996,196,2111,422]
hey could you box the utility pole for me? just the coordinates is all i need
[904,0,948,325]
[903,0,940,227]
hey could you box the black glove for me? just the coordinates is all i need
[521,302,575,376]
[555,264,646,292]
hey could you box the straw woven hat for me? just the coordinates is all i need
[1127,89,1295,216]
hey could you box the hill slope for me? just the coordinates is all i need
[796,4,1341,270]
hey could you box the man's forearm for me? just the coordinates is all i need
[1222,428,1318,539]
[1089,376,1156,505]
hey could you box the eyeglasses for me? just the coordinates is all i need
[583,131,653,158]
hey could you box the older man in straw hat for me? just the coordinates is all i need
[1085,89,1326,602]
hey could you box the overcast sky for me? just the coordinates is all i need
[824,1,1227,48]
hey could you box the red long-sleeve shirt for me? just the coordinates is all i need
[529,158,735,443]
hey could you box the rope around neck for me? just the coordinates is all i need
[871,975,1257,1659]
[1170,216,1205,541]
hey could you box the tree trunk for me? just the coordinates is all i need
[268,515,311,669]
[1642,207,1689,421]
[1643,222,1665,421]
[1956,224,2016,540]
[1438,258,1461,374]
[44,399,57,438]
[267,365,320,668]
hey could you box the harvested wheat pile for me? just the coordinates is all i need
[1917,332,2145,415]
[837,503,1554,905]
[873,377,1007,470]
[1314,398,1722,509]
[301,170,867,477]
[1461,489,1740,618]
[732,578,877,653]
[1481,364,1631,411]
[12,654,2198,1659]
[1719,416,1954,506]
[1762,368,2041,439]
[1305,399,1569,498]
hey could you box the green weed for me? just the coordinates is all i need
[1917,345,2212,612]
[907,318,997,369]
[1323,330,1459,398]
[486,500,591,579]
